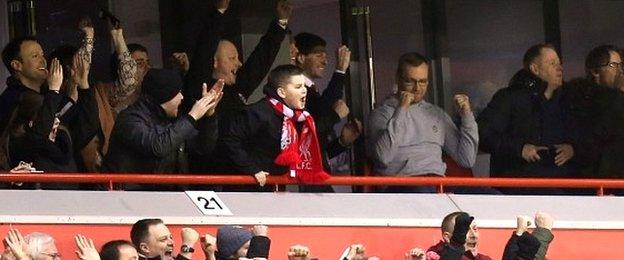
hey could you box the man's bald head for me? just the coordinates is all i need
[213,40,242,85]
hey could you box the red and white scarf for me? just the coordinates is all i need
[268,98,330,183]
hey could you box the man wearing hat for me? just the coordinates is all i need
[215,225,270,260]
[103,68,223,184]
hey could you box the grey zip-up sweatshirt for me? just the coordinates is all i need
[368,96,479,176]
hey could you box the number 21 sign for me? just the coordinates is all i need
[185,191,233,216]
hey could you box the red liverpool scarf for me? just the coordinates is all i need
[267,98,330,183]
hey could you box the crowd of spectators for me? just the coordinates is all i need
[0,211,556,260]
[1,0,623,194]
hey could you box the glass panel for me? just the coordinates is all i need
[560,0,624,79]
[446,0,544,114]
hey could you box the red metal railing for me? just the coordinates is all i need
[2,173,624,195]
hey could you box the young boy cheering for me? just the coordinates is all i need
[222,65,330,191]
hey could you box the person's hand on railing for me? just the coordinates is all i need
[254,171,269,187]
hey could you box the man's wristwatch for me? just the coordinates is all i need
[180,245,195,253]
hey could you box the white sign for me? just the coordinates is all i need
[185,191,233,216]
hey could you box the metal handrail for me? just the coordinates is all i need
[1,173,624,195]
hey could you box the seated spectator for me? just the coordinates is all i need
[102,69,222,190]
[478,44,576,194]
[221,65,330,191]
[100,240,138,260]
[427,212,492,260]
[566,45,624,179]
[130,219,200,260]
[368,52,478,193]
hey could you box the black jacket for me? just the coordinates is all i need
[566,78,624,178]
[220,99,289,176]
[477,69,578,178]
[6,90,78,172]
[103,95,217,174]
[502,232,541,260]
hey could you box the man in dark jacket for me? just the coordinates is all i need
[103,69,222,190]
[478,44,577,194]
[565,45,624,179]
[182,0,291,175]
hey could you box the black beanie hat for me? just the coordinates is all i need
[142,68,183,104]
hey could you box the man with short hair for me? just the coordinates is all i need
[100,240,139,260]
[1,36,51,135]
[292,32,361,192]
[130,218,200,260]
[478,44,577,192]
[427,212,492,260]
[182,0,291,176]
[293,32,361,164]
[368,52,478,192]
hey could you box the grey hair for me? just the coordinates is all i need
[24,232,56,259]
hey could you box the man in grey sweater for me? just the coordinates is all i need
[368,52,478,192]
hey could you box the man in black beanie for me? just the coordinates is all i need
[103,68,223,189]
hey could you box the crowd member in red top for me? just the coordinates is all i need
[427,212,492,260]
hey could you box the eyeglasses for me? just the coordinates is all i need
[602,62,624,70]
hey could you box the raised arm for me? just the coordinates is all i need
[442,94,479,168]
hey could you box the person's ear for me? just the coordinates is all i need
[296,53,306,65]
[277,87,287,99]
[10,60,22,73]
[213,56,218,70]
[529,63,539,75]
[442,231,452,243]
[590,69,600,81]
[139,242,150,255]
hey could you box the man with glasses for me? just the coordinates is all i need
[478,43,577,194]
[368,52,478,192]
[567,45,624,179]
